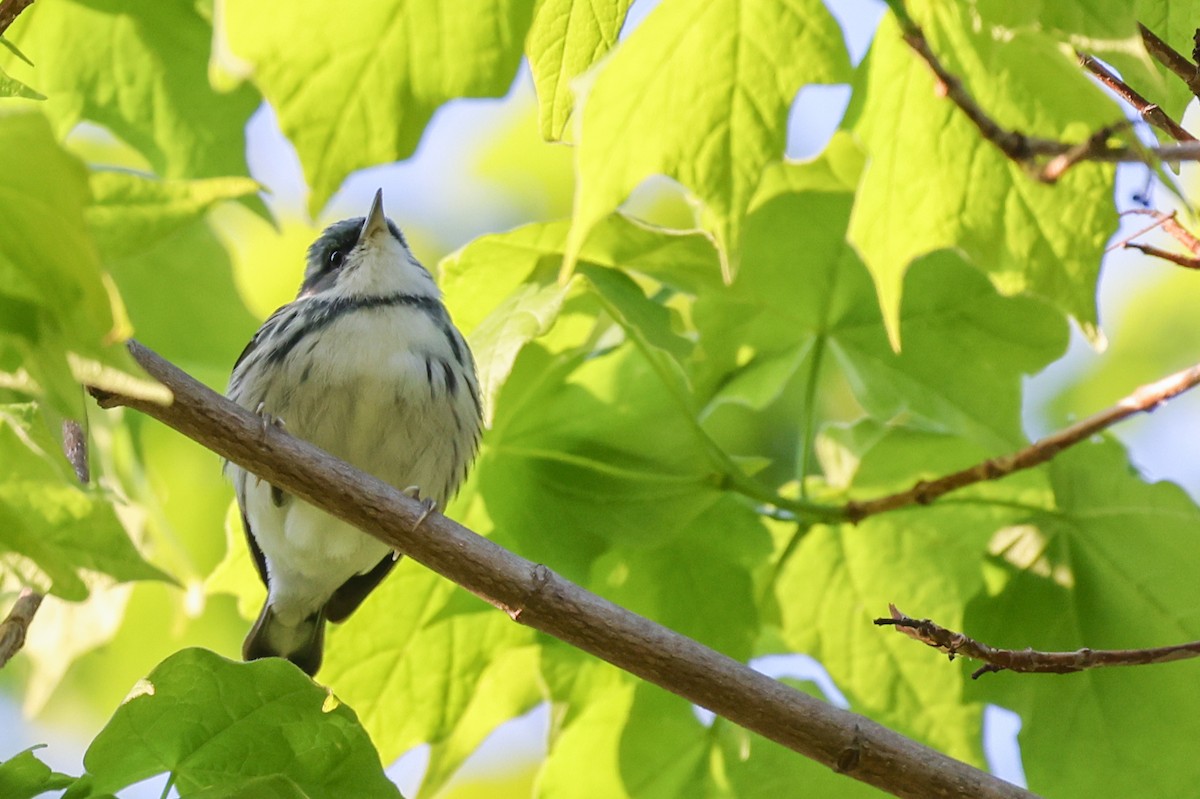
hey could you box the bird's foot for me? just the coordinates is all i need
[402,486,439,534]
[254,401,286,436]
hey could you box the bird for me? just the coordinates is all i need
[225,189,481,676]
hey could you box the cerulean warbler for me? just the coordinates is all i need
[226,189,481,676]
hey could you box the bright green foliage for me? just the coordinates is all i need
[967,441,1200,798]
[66,648,400,798]
[3,0,260,181]
[220,0,534,216]
[848,4,1119,346]
[0,747,75,799]
[0,111,169,418]
[0,404,167,598]
[563,0,851,280]
[4,1,1200,798]
[526,0,632,141]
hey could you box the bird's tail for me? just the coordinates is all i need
[243,603,325,677]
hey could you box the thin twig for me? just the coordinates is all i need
[1125,242,1200,269]
[1117,208,1200,268]
[0,420,88,668]
[0,0,34,37]
[0,588,42,667]
[1038,122,1131,182]
[87,340,1038,799]
[894,13,1070,163]
[1123,208,1200,254]
[890,8,1200,180]
[845,360,1200,522]
[1106,209,1177,253]
[1138,23,1200,100]
[1078,53,1195,142]
[876,604,1200,679]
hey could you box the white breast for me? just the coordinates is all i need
[229,299,479,625]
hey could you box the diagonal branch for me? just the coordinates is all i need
[1078,53,1194,143]
[845,360,1200,522]
[88,341,1037,799]
[888,6,1200,179]
[1138,23,1200,101]
[876,605,1200,679]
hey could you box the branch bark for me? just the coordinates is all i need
[0,588,43,668]
[845,360,1200,522]
[889,7,1200,179]
[1138,23,1200,101]
[877,605,1200,679]
[88,341,1037,799]
[1078,53,1194,143]
[0,0,34,37]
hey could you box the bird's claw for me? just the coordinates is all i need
[402,486,438,534]
[254,402,286,436]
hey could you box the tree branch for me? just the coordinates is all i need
[1138,23,1200,101]
[876,605,1200,679]
[889,7,1200,179]
[0,588,43,668]
[88,341,1037,799]
[1078,53,1194,143]
[1117,208,1200,269]
[845,360,1200,522]
[0,0,34,37]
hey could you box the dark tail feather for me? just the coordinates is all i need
[243,603,325,677]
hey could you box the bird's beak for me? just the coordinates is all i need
[358,189,388,244]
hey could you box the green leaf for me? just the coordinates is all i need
[321,560,535,765]
[222,0,535,214]
[416,645,543,799]
[0,109,169,417]
[847,7,1118,346]
[966,440,1200,799]
[470,278,578,427]
[481,344,723,580]
[696,142,1068,453]
[0,35,34,67]
[0,62,43,99]
[776,427,1041,765]
[0,403,169,599]
[0,747,76,799]
[525,0,632,141]
[4,0,259,180]
[87,172,259,261]
[537,647,639,799]
[589,496,769,661]
[441,214,726,428]
[92,175,262,376]
[1132,0,1199,119]
[564,0,851,279]
[74,648,401,798]
[579,263,694,402]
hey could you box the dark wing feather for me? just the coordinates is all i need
[325,554,399,623]
[241,508,269,587]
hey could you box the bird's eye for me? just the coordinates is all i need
[327,249,345,269]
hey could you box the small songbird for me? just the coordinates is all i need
[226,189,481,676]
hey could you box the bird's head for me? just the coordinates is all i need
[299,189,438,300]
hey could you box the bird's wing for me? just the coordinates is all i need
[240,507,270,587]
[324,554,399,623]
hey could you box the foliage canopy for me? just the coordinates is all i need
[2,0,1199,797]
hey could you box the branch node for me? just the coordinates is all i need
[508,563,552,622]
[835,725,865,774]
